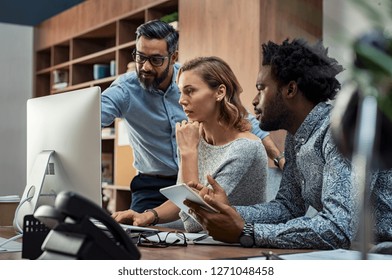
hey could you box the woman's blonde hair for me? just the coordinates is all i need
[177,56,251,131]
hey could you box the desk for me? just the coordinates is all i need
[0,226,312,260]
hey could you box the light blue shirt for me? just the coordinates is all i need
[101,63,268,175]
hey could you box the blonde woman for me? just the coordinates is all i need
[112,56,268,232]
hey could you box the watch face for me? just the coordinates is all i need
[240,234,254,248]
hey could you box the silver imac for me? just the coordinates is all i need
[14,86,102,232]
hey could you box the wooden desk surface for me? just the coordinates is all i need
[0,226,312,260]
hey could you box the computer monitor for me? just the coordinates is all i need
[13,86,102,232]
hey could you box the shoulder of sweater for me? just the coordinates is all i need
[224,138,265,156]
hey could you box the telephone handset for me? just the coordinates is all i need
[33,191,140,260]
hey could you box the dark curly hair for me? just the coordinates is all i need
[262,38,344,103]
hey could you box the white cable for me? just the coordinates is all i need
[13,192,56,233]
[13,196,32,233]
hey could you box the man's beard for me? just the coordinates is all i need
[137,63,170,92]
[259,113,287,132]
[258,89,289,132]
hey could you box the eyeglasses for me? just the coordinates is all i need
[132,50,171,67]
[137,231,188,248]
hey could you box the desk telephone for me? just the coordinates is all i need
[33,191,140,260]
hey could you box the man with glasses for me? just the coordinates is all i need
[101,20,283,214]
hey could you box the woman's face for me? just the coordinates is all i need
[178,70,220,123]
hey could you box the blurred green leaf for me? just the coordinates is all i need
[354,43,392,76]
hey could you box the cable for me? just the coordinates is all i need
[13,191,56,233]
[13,195,32,234]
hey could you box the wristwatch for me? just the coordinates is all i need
[273,152,285,167]
[239,222,255,248]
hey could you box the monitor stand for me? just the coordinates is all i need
[14,150,55,232]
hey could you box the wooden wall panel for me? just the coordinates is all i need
[179,0,261,112]
[260,0,323,44]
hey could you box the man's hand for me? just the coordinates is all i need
[185,175,244,243]
[111,209,154,226]
[188,175,230,205]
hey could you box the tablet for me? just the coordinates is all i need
[160,183,219,213]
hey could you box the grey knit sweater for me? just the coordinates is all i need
[178,137,268,232]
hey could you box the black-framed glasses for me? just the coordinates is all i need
[132,50,171,67]
[137,231,188,248]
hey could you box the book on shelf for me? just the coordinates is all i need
[52,69,68,89]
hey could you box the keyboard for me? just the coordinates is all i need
[91,219,159,234]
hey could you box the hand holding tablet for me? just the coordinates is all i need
[159,183,219,214]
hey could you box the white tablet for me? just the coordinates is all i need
[160,183,219,213]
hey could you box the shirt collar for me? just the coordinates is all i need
[294,102,332,143]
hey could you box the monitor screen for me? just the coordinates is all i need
[14,86,102,232]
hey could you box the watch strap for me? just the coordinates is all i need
[144,209,159,225]
[274,152,285,167]
[240,222,255,247]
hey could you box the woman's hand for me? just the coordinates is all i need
[176,120,202,155]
